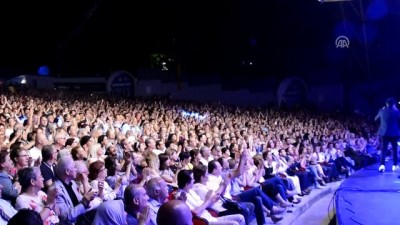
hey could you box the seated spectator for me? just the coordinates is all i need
[71,146,87,161]
[158,153,179,189]
[89,160,122,202]
[0,151,20,203]
[124,183,151,225]
[40,145,57,192]
[104,155,131,199]
[207,154,284,224]
[179,152,193,170]
[157,200,193,225]
[8,209,43,225]
[145,177,169,225]
[0,184,17,224]
[88,143,106,165]
[74,160,91,195]
[92,199,125,225]
[15,167,59,224]
[54,155,98,224]
[192,164,255,225]
[177,169,245,225]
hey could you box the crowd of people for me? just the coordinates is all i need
[0,88,380,225]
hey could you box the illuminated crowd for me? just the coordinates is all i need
[0,88,378,225]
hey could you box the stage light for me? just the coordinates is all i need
[38,65,50,76]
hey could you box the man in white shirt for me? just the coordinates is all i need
[177,170,245,225]
[199,146,214,166]
[192,164,254,225]
[28,133,48,166]
[206,153,284,224]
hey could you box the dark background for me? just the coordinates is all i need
[1,0,400,83]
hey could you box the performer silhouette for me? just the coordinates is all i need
[375,98,400,172]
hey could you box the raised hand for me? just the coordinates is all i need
[82,189,97,206]
[205,190,213,201]
[138,205,151,225]
[98,179,105,192]
[45,179,53,187]
[46,185,60,206]
[34,157,42,167]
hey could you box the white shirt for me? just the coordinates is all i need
[90,180,116,201]
[185,189,216,222]
[29,146,42,167]
[199,156,214,167]
[277,158,289,174]
[0,199,17,225]
[15,191,59,224]
[121,123,131,135]
[327,148,338,161]
[192,183,225,212]
[205,174,222,193]
[206,173,235,199]
[152,149,165,156]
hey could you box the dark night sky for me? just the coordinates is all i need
[1,0,400,80]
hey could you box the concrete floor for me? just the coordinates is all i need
[249,180,341,225]
[288,192,336,225]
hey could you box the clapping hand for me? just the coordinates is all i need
[241,149,250,161]
[138,205,151,225]
[177,191,187,202]
[45,179,53,187]
[205,190,213,202]
[98,180,105,192]
[46,185,60,206]
[82,189,97,206]
[211,192,220,203]
[34,157,42,167]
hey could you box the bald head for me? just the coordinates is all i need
[157,200,193,225]
[146,177,162,193]
[146,177,169,202]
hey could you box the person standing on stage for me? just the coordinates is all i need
[375,98,400,172]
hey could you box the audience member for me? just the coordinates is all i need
[157,200,193,225]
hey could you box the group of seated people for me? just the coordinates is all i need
[0,89,378,225]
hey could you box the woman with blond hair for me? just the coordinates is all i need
[87,143,106,164]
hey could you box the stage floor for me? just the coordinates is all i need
[336,162,400,225]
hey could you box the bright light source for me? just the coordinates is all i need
[161,62,168,71]
[21,78,26,84]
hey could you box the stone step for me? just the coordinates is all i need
[280,181,342,225]
[249,180,343,225]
